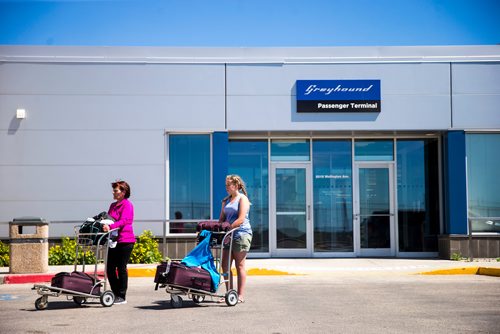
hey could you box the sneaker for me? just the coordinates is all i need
[114,297,127,305]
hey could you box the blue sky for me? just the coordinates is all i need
[1,0,499,46]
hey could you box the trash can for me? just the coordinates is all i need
[9,217,49,274]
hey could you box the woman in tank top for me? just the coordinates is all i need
[219,174,252,303]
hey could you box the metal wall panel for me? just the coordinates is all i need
[452,63,500,129]
[227,63,450,95]
[227,95,451,131]
[0,164,164,222]
[0,62,225,231]
[0,130,163,165]
[226,63,451,131]
[1,95,224,131]
[0,63,224,95]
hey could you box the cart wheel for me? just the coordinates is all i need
[35,297,48,310]
[192,295,205,303]
[225,290,238,307]
[100,291,115,307]
[170,295,183,308]
[73,296,86,306]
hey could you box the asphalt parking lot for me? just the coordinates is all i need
[1,273,499,334]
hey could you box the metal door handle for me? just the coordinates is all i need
[307,205,311,220]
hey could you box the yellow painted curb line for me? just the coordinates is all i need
[128,268,156,277]
[127,267,295,277]
[245,268,295,276]
[419,267,500,277]
[420,267,479,275]
[477,267,500,277]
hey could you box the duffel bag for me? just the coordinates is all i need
[196,220,231,233]
[79,220,106,245]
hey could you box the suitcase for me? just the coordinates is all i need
[154,261,171,285]
[163,262,212,292]
[51,271,101,296]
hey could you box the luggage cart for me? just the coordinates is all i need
[156,228,240,308]
[32,227,118,310]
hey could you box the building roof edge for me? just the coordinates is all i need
[1,45,499,64]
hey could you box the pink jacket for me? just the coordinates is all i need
[108,199,136,244]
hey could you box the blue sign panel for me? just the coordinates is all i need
[296,80,381,112]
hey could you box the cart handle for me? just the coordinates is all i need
[219,227,241,275]
[73,225,120,244]
[73,225,119,236]
[95,228,119,245]
[220,227,240,247]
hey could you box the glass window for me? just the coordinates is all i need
[271,139,310,161]
[275,168,307,249]
[466,134,500,232]
[313,140,353,252]
[169,134,210,233]
[355,140,394,161]
[229,140,269,252]
[358,168,391,249]
[397,139,439,251]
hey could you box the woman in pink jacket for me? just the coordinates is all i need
[102,180,135,305]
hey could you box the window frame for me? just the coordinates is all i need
[465,131,500,235]
[165,131,213,236]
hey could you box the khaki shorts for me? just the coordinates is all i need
[231,234,252,252]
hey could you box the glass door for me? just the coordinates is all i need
[354,163,395,256]
[270,164,312,257]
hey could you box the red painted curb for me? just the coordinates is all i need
[4,274,54,284]
[3,271,105,284]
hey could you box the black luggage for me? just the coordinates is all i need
[51,271,101,296]
[79,212,115,245]
[79,221,105,245]
[155,261,212,292]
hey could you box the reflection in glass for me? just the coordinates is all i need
[169,135,210,231]
[355,140,394,161]
[359,168,390,249]
[276,168,307,249]
[277,215,307,249]
[229,140,269,252]
[360,216,390,248]
[466,134,500,232]
[271,139,310,161]
[359,168,389,215]
[397,139,439,251]
[468,218,500,233]
[276,169,306,213]
[313,140,353,252]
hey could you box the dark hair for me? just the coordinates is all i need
[111,180,131,199]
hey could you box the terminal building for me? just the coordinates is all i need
[1,45,499,259]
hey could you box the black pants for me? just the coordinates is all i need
[106,243,134,299]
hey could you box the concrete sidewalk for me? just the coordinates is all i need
[1,258,499,284]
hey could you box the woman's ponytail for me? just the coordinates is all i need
[226,174,248,198]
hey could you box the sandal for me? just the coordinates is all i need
[238,298,245,303]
